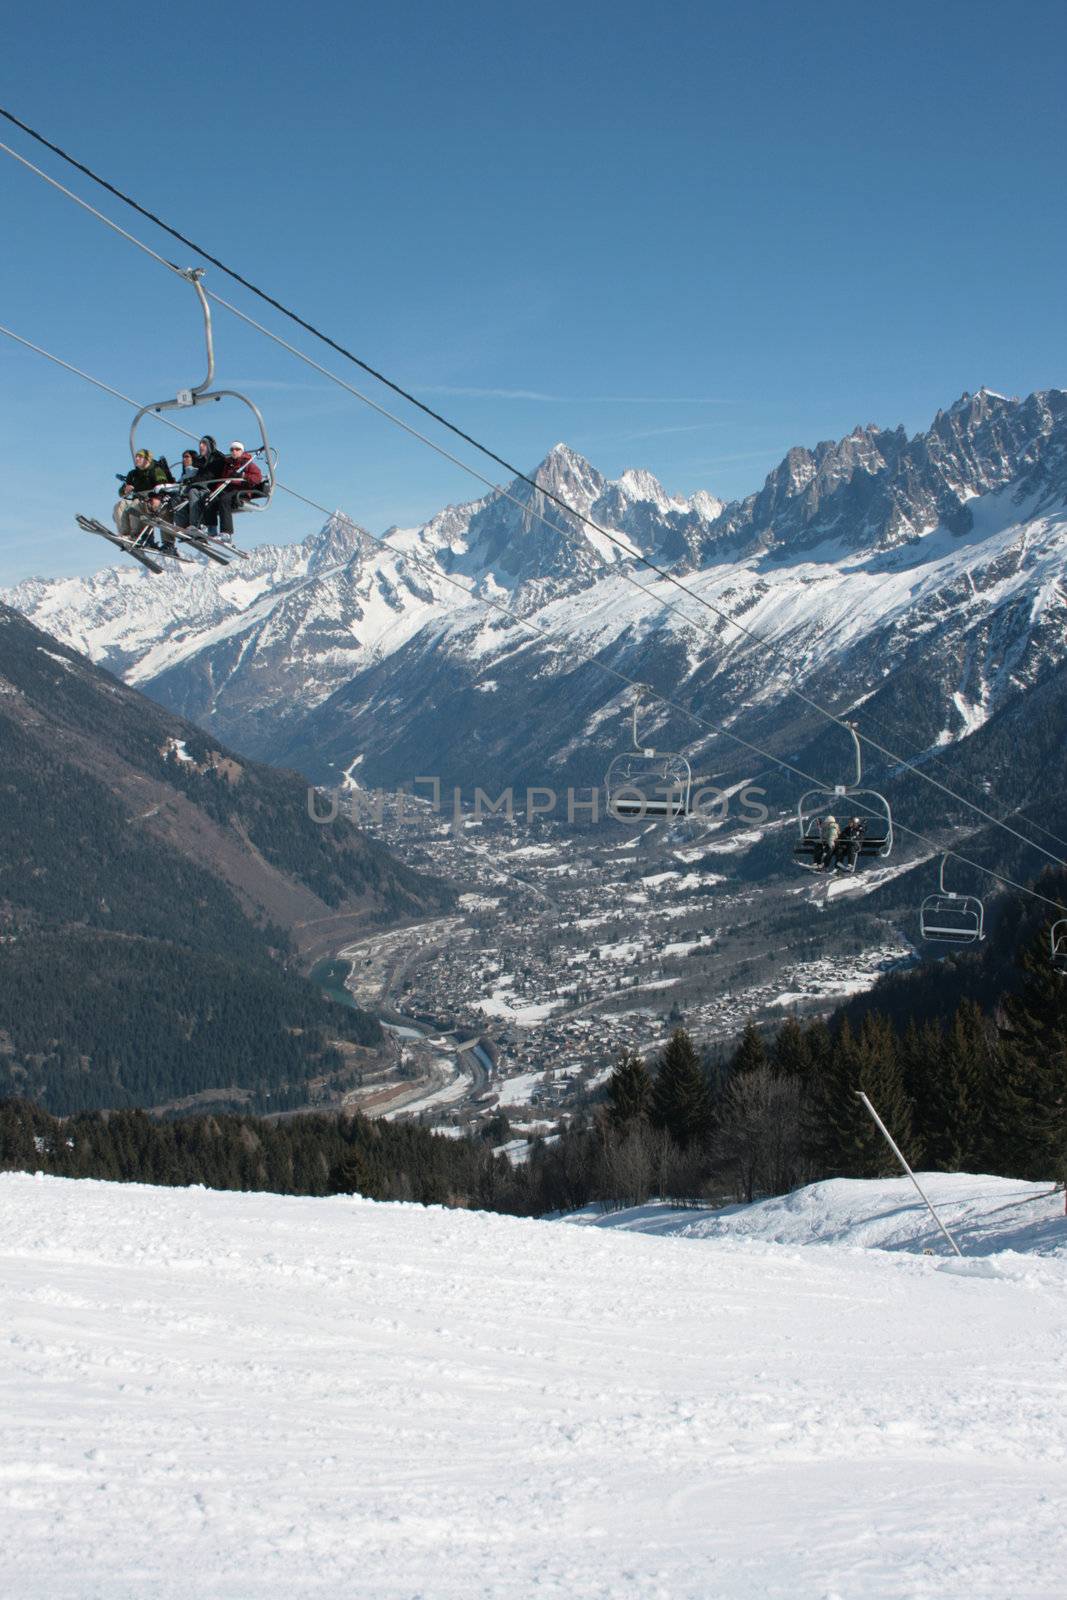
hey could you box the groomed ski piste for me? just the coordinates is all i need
[2,1172,1065,1599]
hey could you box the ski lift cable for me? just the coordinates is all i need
[2,118,1066,879]
[3,317,1066,923]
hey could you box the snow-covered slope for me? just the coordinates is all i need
[2,1171,1065,1598]
[569,1171,1067,1256]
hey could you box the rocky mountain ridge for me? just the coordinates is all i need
[5,389,1066,806]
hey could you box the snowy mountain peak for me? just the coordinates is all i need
[937,387,1017,427]
[540,441,587,469]
[615,467,675,510]
[711,387,1067,558]
[303,510,369,573]
[688,488,725,521]
[529,443,607,513]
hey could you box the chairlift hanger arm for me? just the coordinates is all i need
[847,722,862,788]
[127,267,215,454]
[180,266,214,396]
[631,684,655,755]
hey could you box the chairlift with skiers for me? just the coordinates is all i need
[128,267,277,508]
[793,721,892,872]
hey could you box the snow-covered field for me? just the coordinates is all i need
[2,1172,1065,1599]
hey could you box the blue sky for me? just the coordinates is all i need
[1,0,1065,584]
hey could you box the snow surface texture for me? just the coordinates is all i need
[2,1172,1065,1599]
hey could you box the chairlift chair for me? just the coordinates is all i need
[1051,920,1067,973]
[605,686,693,821]
[920,856,985,944]
[128,267,277,511]
[793,722,893,872]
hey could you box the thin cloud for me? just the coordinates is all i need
[691,449,783,467]
[420,385,561,401]
[416,385,733,405]
[225,378,337,394]
[608,421,733,442]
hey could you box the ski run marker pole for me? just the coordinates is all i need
[854,1091,964,1258]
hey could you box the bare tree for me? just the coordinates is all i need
[596,1122,656,1209]
[714,1067,805,1203]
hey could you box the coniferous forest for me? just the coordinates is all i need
[0,603,447,1113]
[4,908,1064,1213]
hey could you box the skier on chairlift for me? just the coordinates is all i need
[114,449,178,555]
[171,435,227,533]
[203,441,263,542]
[816,814,840,869]
[835,816,865,870]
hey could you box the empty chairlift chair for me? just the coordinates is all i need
[1051,920,1067,973]
[605,686,693,821]
[920,856,985,944]
[793,721,892,873]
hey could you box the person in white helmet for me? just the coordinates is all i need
[817,813,840,869]
[205,441,264,540]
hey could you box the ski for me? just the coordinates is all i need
[144,514,235,566]
[76,515,165,576]
[191,528,249,561]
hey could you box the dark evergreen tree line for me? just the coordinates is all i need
[590,920,1067,1210]
[0,1100,504,1208]
[0,931,381,1113]
[2,918,1064,1218]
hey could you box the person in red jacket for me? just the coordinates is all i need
[206,441,264,539]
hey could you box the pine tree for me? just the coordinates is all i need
[997,932,1067,1181]
[605,1052,653,1130]
[805,1016,917,1178]
[856,1013,917,1173]
[650,1028,712,1148]
[899,1019,951,1166]
[932,1001,1022,1174]
[731,1020,767,1077]
[771,1016,812,1080]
